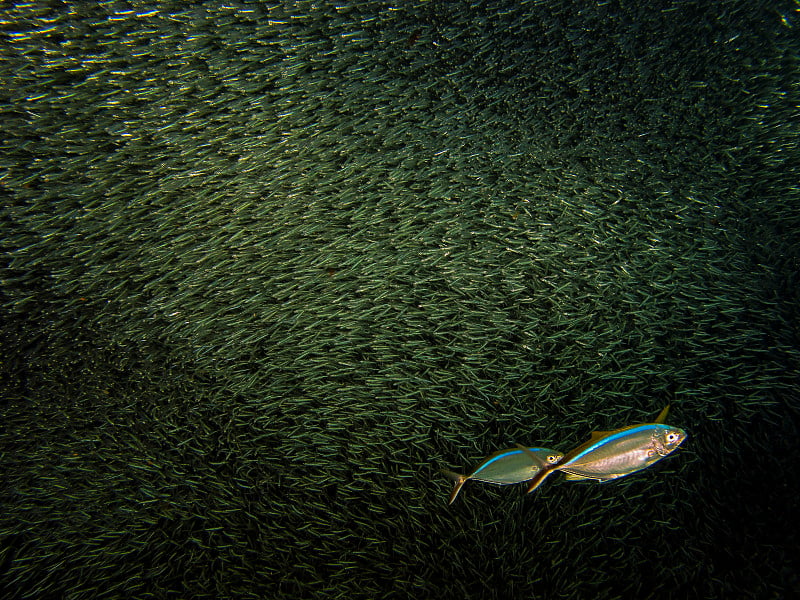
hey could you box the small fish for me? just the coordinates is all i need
[442,446,563,504]
[526,406,687,494]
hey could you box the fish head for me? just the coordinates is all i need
[652,426,687,457]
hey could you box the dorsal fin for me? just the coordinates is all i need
[654,405,670,424]
[590,431,615,438]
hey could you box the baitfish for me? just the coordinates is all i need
[442,446,563,504]
[526,406,687,494]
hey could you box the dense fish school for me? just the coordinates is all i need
[1,1,798,599]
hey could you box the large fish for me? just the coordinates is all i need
[442,446,563,504]
[526,406,687,494]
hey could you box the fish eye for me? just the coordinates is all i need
[548,454,561,463]
[666,432,679,443]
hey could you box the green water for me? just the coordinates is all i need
[2,1,798,598]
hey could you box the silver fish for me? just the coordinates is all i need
[442,446,563,504]
[526,406,687,493]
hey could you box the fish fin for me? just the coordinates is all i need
[525,466,555,494]
[590,431,615,438]
[439,469,468,505]
[563,472,594,481]
[655,405,671,424]
[439,468,464,482]
[514,443,548,467]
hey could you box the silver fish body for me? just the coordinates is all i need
[557,423,687,481]
[525,406,687,494]
[442,446,563,504]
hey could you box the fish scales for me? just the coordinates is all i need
[442,446,563,504]
[560,424,686,481]
[526,407,687,494]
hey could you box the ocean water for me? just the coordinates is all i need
[1,1,798,598]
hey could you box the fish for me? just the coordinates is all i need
[441,446,564,504]
[526,405,687,494]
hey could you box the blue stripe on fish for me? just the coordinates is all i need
[565,424,670,464]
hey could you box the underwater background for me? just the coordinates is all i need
[1,0,799,598]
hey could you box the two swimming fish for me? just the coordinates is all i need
[441,406,687,504]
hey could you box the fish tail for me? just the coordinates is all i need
[526,466,556,494]
[439,469,467,505]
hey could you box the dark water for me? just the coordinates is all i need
[2,1,799,598]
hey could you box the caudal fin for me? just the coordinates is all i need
[525,465,556,494]
[439,469,468,505]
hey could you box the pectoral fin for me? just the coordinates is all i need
[563,471,594,481]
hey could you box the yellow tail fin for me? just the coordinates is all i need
[440,469,468,505]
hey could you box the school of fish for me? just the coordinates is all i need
[441,406,687,504]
